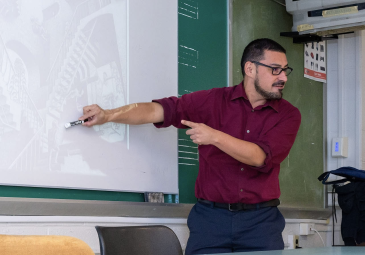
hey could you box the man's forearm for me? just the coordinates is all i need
[182,120,266,167]
[106,102,164,125]
[81,102,164,127]
[212,130,266,167]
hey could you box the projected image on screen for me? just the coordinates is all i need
[0,0,178,193]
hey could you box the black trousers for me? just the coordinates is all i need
[185,201,285,254]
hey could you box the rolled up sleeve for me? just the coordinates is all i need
[152,94,194,129]
[247,107,301,173]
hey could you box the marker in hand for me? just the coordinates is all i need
[64,119,88,129]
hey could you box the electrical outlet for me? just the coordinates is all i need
[299,223,315,235]
[295,236,301,249]
[288,235,295,249]
[287,235,299,249]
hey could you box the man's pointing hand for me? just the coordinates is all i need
[182,120,218,145]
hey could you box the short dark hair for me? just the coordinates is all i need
[240,38,286,77]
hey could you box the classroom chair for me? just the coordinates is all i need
[0,234,94,255]
[95,225,183,255]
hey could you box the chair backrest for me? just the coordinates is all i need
[95,225,183,255]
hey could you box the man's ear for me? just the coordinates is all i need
[244,61,256,79]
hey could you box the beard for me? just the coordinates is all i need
[254,77,283,100]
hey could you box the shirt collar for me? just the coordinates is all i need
[231,82,280,112]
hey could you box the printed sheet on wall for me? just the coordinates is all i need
[304,41,327,83]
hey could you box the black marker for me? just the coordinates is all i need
[64,119,89,129]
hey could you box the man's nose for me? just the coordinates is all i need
[279,71,288,82]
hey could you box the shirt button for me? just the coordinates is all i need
[241,168,244,171]
[247,130,250,133]
[251,110,254,112]
[240,189,243,192]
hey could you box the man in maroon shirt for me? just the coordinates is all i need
[80,38,301,254]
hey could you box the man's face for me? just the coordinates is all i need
[253,50,289,100]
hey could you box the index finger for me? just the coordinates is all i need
[79,112,93,122]
[181,120,197,128]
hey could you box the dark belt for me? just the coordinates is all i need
[198,198,280,211]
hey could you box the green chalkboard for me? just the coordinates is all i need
[231,0,324,208]
[0,185,145,202]
[0,0,228,203]
[178,0,228,203]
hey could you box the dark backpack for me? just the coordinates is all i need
[318,166,365,246]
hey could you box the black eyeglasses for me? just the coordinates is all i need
[250,61,293,76]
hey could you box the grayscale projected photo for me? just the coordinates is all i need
[0,0,178,193]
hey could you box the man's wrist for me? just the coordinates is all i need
[211,129,222,146]
[104,109,112,123]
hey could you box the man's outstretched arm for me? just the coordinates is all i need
[80,103,164,127]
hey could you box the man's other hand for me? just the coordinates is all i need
[182,120,217,145]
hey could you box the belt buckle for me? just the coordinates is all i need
[228,203,239,211]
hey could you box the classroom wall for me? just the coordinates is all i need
[326,31,364,175]
[323,30,365,248]
[325,31,365,239]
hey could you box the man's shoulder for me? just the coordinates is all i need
[278,98,295,107]
[187,86,233,98]
[278,98,301,116]
[199,86,233,93]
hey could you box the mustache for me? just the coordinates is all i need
[272,81,285,87]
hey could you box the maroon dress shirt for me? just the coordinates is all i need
[153,82,301,204]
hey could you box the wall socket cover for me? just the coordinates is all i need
[299,223,315,235]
